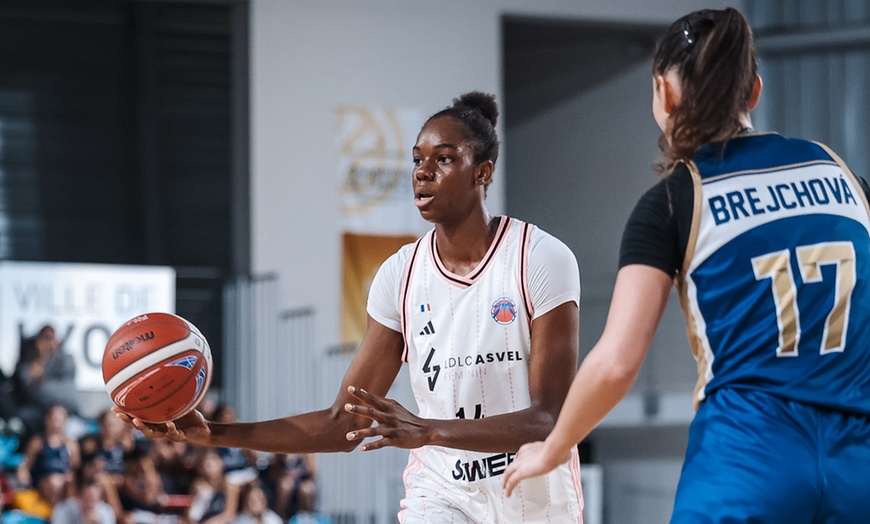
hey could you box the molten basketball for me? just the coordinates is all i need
[102,312,212,424]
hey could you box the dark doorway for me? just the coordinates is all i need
[0,0,250,389]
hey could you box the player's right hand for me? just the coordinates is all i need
[502,440,570,497]
[113,406,212,446]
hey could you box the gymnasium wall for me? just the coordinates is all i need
[248,0,711,379]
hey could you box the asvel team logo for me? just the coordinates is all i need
[491,297,517,325]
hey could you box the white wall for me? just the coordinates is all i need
[250,0,712,355]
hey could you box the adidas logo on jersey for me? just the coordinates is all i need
[419,321,435,336]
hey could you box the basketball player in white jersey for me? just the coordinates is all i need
[116,92,584,523]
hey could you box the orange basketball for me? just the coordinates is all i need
[102,312,212,423]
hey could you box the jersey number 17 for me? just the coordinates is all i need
[752,241,855,357]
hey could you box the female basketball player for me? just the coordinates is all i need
[503,8,870,523]
[117,92,585,522]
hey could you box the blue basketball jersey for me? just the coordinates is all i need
[677,133,870,414]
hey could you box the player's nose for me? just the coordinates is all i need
[414,158,436,181]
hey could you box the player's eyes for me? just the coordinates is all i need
[412,157,422,166]
[438,156,452,164]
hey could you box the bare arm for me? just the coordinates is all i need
[504,265,672,494]
[118,315,405,454]
[96,471,124,520]
[16,436,42,486]
[345,300,579,453]
[66,439,81,470]
[201,481,240,524]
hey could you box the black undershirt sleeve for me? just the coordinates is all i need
[617,167,870,279]
[618,165,694,278]
[858,174,870,201]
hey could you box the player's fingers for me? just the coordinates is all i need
[359,437,390,452]
[129,417,151,432]
[165,421,181,439]
[114,410,133,424]
[344,402,385,421]
[345,427,378,441]
[130,417,170,439]
[347,385,383,407]
[502,468,518,497]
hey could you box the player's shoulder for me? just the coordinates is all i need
[380,231,430,270]
[513,219,577,263]
[633,165,692,212]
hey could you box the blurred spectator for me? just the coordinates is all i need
[149,439,195,496]
[13,326,79,436]
[260,454,316,521]
[211,406,258,486]
[1,471,14,513]
[16,405,80,511]
[76,453,123,521]
[187,449,240,524]
[0,367,20,425]
[229,483,281,524]
[51,477,116,524]
[79,411,133,483]
[117,446,165,523]
[196,396,219,422]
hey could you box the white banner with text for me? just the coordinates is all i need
[0,261,175,391]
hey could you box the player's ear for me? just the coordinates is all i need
[748,74,763,110]
[475,160,493,187]
[660,74,680,115]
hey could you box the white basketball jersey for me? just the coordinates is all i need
[370,216,583,523]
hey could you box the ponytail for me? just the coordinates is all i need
[653,8,758,173]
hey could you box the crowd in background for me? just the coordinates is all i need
[0,326,330,524]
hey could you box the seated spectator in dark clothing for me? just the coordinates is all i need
[13,326,79,436]
[212,405,258,486]
[188,449,240,524]
[260,454,317,521]
[76,452,123,521]
[149,439,196,496]
[16,405,80,505]
[117,447,165,521]
[11,405,80,521]
[0,367,19,424]
[78,410,133,487]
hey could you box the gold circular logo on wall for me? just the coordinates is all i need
[337,106,408,214]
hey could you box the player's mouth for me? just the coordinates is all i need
[415,191,434,208]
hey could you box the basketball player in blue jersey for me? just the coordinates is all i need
[504,7,870,523]
[116,92,585,522]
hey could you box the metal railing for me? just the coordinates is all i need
[222,275,408,523]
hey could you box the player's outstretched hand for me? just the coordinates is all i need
[502,440,569,497]
[344,385,430,451]
[112,406,211,446]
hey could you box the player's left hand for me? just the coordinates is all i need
[344,385,430,451]
[502,440,569,497]
[112,406,211,446]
